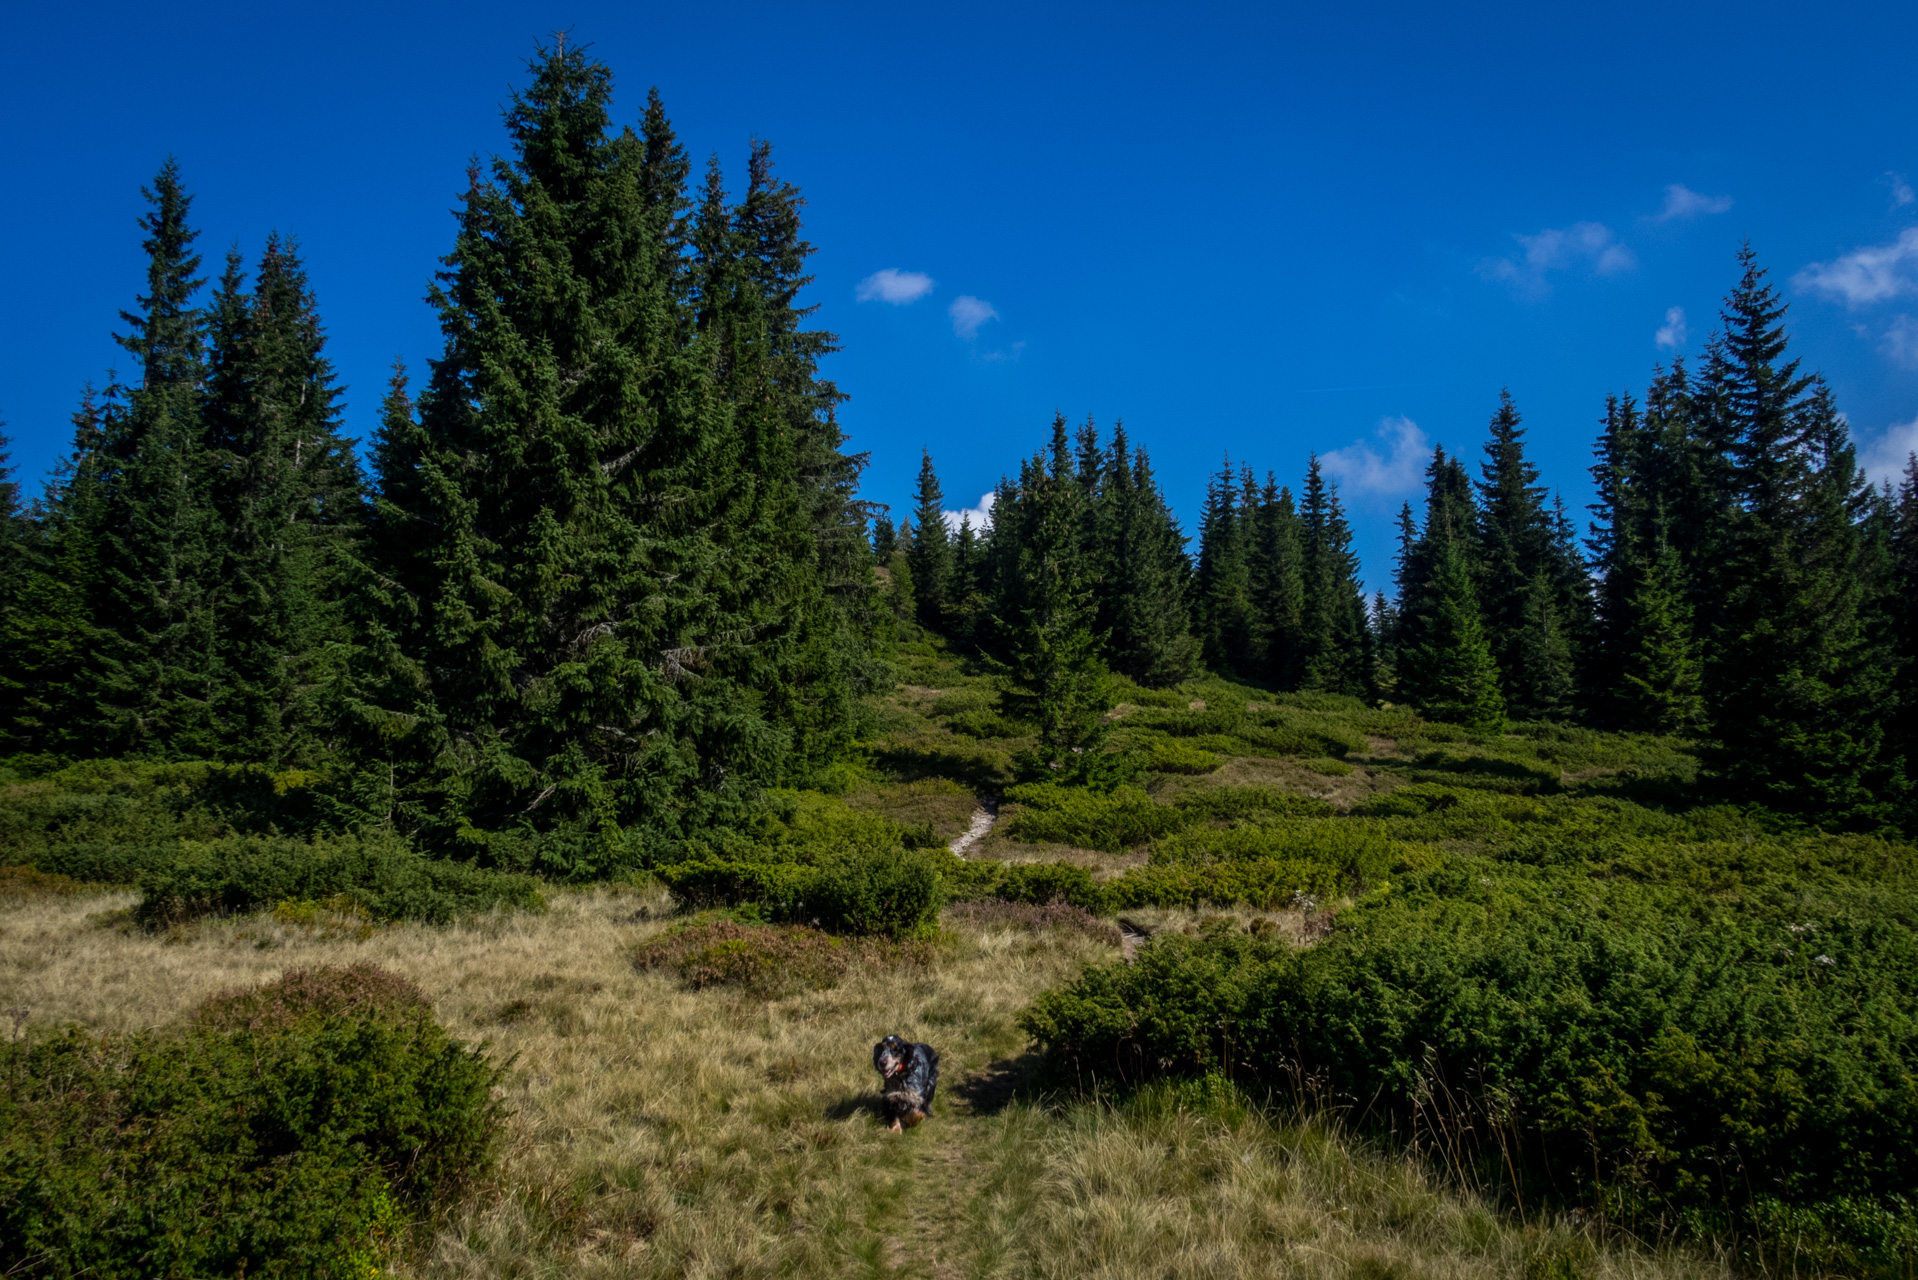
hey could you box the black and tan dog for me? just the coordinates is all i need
[872,1034,939,1132]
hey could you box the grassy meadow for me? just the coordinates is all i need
[5,635,1907,1276]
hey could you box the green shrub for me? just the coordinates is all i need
[1149,818,1398,884]
[0,965,501,1278]
[133,832,545,926]
[1145,738,1221,774]
[1170,786,1334,821]
[946,708,1029,739]
[1020,865,1918,1267]
[656,845,945,937]
[993,861,1106,912]
[928,688,995,717]
[1002,783,1192,850]
[809,845,947,936]
[1103,859,1344,911]
[1127,707,1247,738]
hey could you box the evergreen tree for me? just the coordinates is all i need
[1298,457,1368,696]
[1700,250,1891,820]
[1409,539,1505,730]
[639,86,693,315]
[1617,538,1704,733]
[201,235,364,763]
[946,511,990,644]
[1193,459,1253,673]
[1891,455,1918,822]
[1369,589,1399,699]
[85,160,222,757]
[377,44,855,865]
[1103,440,1200,686]
[1249,475,1304,688]
[1394,447,1476,702]
[870,512,897,559]
[0,397,108,752]
[999,431,1109,770]
[906,449,951,630]
[1474,390,1561,713]
[1512,569,1576,719]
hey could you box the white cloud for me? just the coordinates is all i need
[1481,222,1636,294]
[942,490,996,535]
[981,340,1027,364]
[855,268,935,305]
[1861,415,1918,486]
[1655,305,1688,350]
[948,295,1000,340]
[1651,183,1733,222]
[1795,228,1918,307]
[1883,316,1918,369]
[1888,172,1915,208]
[1321,416,1430,496]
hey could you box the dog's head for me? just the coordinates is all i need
[873,1034,910,1078]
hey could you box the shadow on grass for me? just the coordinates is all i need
[949,1050,1050,1117]
[1404,751,1562,794]
[825,1092,886,1122]
[870,742,1010,792]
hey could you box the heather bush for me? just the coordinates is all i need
[1021,859,1918,1272]
[1143,738,1221,774]
[656,844,945,937]
[0,966,501,1278]
[1002,782,1191,850]
[133,832,545,926]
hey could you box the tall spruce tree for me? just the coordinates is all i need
[0,397,109,752]
[1891,455,1918,824]
[1298,457,1369,696]
[1103,437,1200,686]
[998,430,1109,770]
[1618,538,1704,733]
[1194,459,1254,673]
[1474,390,1569,716]
[86,160,221,757]
[1409,539,1505,730]
[1394,447,1476,703]
[201,235,364,763]
[378,44,853,866]
[906,449,952,630]
[1249,475,1304,688]
[1699,249,1891,820]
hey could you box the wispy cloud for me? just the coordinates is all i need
[1861,415,1918,485]
[1321,416,1430,496]
[1651,183,1733,222]
[1795,228,1918,307]
[855,268,935,304]
[1888,171,1915,209]
[1655,306,1688,350]
[1883,315,1918,369]
[948,295,1000,340]
[1480,222,1635,294]
[981,340,1027,364]
[942,490,996,534]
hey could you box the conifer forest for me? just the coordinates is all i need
[5,42,1918,1280]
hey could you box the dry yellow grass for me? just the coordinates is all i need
[0,885,1729,1279]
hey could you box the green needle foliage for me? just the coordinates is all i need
[1406,540,1506,731]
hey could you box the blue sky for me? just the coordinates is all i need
[3,0,1915,591]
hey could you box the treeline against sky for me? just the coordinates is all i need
[1,40,1915,844]
[890,253,1918,829]
[0,47,884,875]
